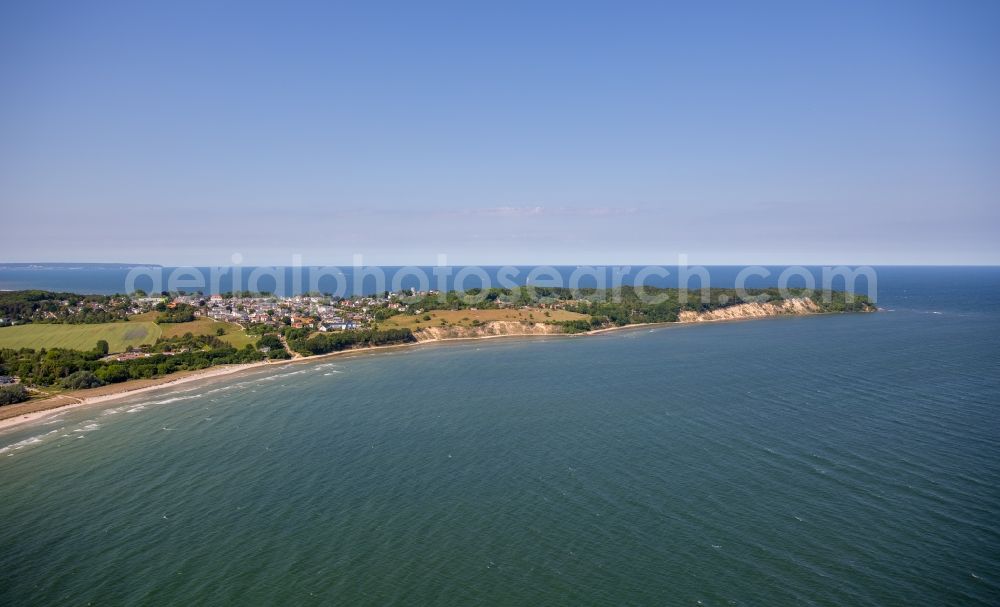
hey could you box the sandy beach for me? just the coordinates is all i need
[0,362,272,431]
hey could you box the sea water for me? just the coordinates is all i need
[0,267,998,605]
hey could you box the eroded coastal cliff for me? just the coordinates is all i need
[412,296,856,341]
[412,321,564,341]
[677,296,822,322]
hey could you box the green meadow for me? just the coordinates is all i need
[0,322,161,353]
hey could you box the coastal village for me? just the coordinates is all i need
[4,289,579,332]
[2,291,434,331]
[143,292,395,332]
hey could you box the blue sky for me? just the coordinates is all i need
[1,0,998,265]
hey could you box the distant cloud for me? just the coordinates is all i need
[477,206,545,217]
[562,206,638,217]
[455,206,639,218]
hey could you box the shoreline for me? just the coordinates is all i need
[0,362,271,431]
[0,309,863,431]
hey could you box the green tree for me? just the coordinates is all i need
[62,370,104,389]
[0,384,29,406]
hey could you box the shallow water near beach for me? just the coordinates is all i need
[1,268,999,605]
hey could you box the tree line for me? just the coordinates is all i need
[0,290,131,325]
[0,335,266,392]
[286,327,416,356]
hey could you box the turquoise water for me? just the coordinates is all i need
[1,270,999,605]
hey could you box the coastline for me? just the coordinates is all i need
[0,307,866,431]
[0,362,270,431]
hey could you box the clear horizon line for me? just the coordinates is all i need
[3,260,1000,268]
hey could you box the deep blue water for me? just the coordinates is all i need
[0,264,896,298]
[0,267,998,605]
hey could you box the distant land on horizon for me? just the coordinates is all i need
[0,263,164,269]
[4,262,1000,269]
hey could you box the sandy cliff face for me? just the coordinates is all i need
[678,297,821,322]
[413,321,563,342]
[413,297,834,341]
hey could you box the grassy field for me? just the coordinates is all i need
[379,308,590,330]
[0,322,161,352]
[131,313,256,348]
[0,315,256,353]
